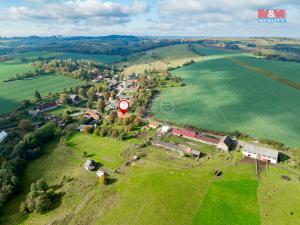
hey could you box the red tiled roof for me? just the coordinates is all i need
[196,134,219,144]
[172,128,197,139]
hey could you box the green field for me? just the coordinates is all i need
[152,48,300,147]
[0,74,82,114]
[121,44,202,75]
[7,51,124,64]
[1,133,300,225]
[0,61,32,82]
[192,170,260,225]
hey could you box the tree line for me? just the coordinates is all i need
[0,122,57,208]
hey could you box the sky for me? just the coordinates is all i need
[0,0,299,37]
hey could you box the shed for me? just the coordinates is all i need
[160,125,171,134]
[84,159,96,171]
[0,131,8,143]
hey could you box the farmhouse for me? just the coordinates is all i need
[84,159,96,171]
[69,94,80,104]
[85,110,101,120]
[29,102,58,116]
[160,125,171,134]
[0,131,8,143]
[217,136,235,151]
[172,128,219,145]
[149,121,160,129]
[242,143,279,164]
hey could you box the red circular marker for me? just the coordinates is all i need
[118,99,129,114]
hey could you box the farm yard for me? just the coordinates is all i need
[152,47,300,147]
[0,73,82,114]
[1,133,299,225]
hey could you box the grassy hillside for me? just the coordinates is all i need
[152,48,300,147]
[0,74,82,114]
[1,133,299,225]
[121,44,202,75]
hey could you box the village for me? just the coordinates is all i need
[0,69,282,185]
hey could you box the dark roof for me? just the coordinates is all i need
[37,102,57,111]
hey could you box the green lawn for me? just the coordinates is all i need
[0,74,82,114]
[152,48,300,147]
[193,179,260,225]
[0,61,32,82]
[1,133,299,225]
[258,166,300,225]
[67,134,132,169]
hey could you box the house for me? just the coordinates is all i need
[84,159,96,171]
[29,102,58,116]
[0,131,8,143]
[92,74,104,83]
[160,125,171,134]
[105,100,119,111]
[84,110,101,120]
[149,121,160,129]
[242,143,279,164]
[127,74,138,83]
[37,102,57,112]
[69,94,80,104]
[217,136,234,151]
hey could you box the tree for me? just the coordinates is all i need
[97,99,105,113]
[20,180,54,214]
[86,87,95,100]
[34,90,41,100]
[78,88,85,97]
[18,119,33,133]
[59,93,68,104]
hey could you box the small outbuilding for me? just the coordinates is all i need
[0,131,8,143]
[160,125,171,134]
[84,159,96,171]
[69,94,80,104]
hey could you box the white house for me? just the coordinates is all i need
[0,131,8,143]
[242,143,279,164]
[160,125,171,134]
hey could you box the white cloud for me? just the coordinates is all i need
[2,0,149,26]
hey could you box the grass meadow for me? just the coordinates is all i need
[120,44,202,75]
[1,133,299,225]
[152,48,300,147]
[0,61,32,82]
[0,74,82,114]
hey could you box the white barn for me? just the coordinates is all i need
[0,131,8,143]
[242,143,279,164]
